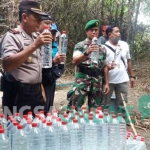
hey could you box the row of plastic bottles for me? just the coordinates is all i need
[0,106,147,150]
[126,130,147,150]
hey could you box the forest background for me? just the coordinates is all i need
[0,0,150,69]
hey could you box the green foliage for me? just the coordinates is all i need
[0,0,150,67]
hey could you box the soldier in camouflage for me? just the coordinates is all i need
[67,20,109,110]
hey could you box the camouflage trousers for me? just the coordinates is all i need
[67,87,103,110]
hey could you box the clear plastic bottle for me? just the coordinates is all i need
[6,117,15,138]
[91,35,98,63]
[0,128,11,149]
[27,111,33,121]
[12,125,27,150]
[97,115,108,150]
[14,112,21,122]
[58,122,70,150]
[117,113,127,150]
[85,116,97,150]
[46,113,52,122]
[27,123,42,150]
[109,115,120,150]
[24,120,32,134]
[139,137,147,150]
[39,110,45,119]
[44,122,57,150]
[32,114,40,126]
[52,109,58,117]
[20,115,28,128]
[0,114,7,130]
[96,106,104,116]
[41,25,52,68]
[79,115,86,150]
[59,31,68,55]
[70,119,83,150]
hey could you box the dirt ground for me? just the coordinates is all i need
[54,69,150,149]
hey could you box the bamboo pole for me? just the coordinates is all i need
[120,93,137,135]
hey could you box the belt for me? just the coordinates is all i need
[22,83,41,92]
[78,67,101,77]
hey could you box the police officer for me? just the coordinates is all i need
[0,0,52,116]
[67,20,109,110]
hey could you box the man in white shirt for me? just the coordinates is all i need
[103,25,135,114]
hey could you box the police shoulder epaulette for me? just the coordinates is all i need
[8,28,20,34]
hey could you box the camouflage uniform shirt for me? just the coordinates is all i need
[72,38,107,92]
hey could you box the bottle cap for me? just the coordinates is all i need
[28,111,32,115]
[0,129,4,133]
[71,105,75,109]
[40,110,44,114]
[35,114,39,118]
[95,110,99,114]
[80,115,84,118]
[23,115,28,119]
[27,120,32,124]
[97,107,102,110]
[15,112,19,116]
[8,116,13,120]
[82,106,86,109]
[64,114,68,118]
[13,122,19,126]
[112,115,116,118]
[47,122,52,126]
[32,123,37,127]
[89,116,93,120]
[89,114,93,117]
[42,119,46,123]
[0,114,5,118]
[17,125,23,130]
[118,113,122,116]
[44,25,49,29]
[75,112,79,115]
[57,118,61,122]
[62,31,66,34]
[52,109,58,113]
[62,122,67,125]
[99,115,103,119]
[0,125,3,129]
[47,113,51,116]
[73,119,78,123]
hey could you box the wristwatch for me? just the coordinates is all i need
[129,76,136,79]
[83,51,88,56]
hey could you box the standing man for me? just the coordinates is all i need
[0,0,52,116]
[67,20,109,110]
[98,25,108,45]
[103,25,135,113]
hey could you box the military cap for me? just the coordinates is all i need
[19,0,47,16]
[85,20,100,30]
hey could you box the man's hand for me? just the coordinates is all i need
[103,83,110,95]
[53,54,66,64]
[34,32,52,48]
[86,44,99,55]
[130,78,135,88]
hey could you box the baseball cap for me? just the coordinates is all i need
[51,23,58,31]
[19,0,47,16]
[102,25,108,31]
